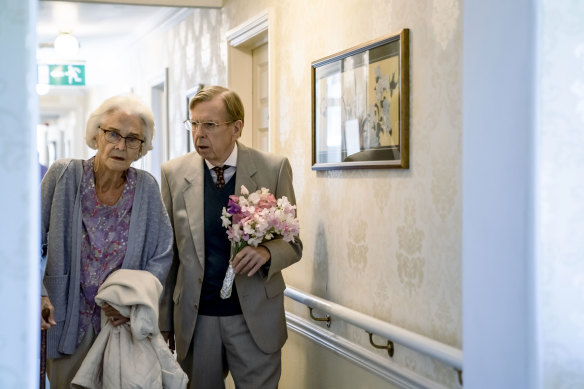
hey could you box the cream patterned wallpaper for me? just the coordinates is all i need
[221,0,462,386]
[104,8,227,162]
[162,7,227,160]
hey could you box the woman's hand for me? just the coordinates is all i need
[101,302,129,327]
[41,296,56,330]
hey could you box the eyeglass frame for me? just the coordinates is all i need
[98,126,144,149]
[183,119,235,132]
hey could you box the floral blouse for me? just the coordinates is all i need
[76,157,137,345]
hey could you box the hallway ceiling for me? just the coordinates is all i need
[50,0,224,6]
[36,1,219,121]
[37,1,189,58]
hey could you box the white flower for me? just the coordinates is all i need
[248,191,260,204]
[221,209,232,228]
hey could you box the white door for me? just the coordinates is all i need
[148,73,168,184]
[252,43,269,152]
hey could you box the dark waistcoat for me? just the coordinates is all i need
[199,166,241,316]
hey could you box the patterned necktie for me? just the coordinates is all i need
[212,165,230,188]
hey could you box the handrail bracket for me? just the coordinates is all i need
[309,307,331,328]
[367,331,395,358]
[455,368,463,386]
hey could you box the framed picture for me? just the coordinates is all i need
[185,83,204,152]
[311,29,409,170]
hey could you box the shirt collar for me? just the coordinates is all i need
[205,143,238,169]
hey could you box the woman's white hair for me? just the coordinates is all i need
[85,94,155,159]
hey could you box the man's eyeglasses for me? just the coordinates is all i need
[183,120,234,132]
[99,127,144,149]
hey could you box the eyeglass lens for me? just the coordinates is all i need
[102,129,142,149]
[184,120,232,132]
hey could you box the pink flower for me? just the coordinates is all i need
[221,185,300,248]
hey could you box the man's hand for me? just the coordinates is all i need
[101,302,130,327]
[161,331,175,352]
[41,296,56,330]
[231,246,270,277]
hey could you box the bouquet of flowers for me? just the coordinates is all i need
[219,185,300,299]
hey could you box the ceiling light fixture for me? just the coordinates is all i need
[36,83,50,96]
[54,31,79,58]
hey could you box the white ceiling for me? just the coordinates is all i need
[50,0,224,6]
[37,1,189,60]
[36,1,216,121]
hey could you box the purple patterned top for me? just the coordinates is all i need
[76,157,137,345]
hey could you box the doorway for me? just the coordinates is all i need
[227,11,272,151]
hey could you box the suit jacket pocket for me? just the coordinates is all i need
[264,273,285,299]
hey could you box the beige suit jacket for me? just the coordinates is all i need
[159,142,302,361]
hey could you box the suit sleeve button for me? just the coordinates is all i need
[194,303,198,309]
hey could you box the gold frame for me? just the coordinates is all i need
[311,29,409,170]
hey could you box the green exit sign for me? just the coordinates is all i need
[38,64,85,86]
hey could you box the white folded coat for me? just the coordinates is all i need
[72,269,188,389]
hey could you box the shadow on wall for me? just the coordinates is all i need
[303,220,330,389]
[311,221,329,299]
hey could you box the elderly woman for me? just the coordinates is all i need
[40,95,173,388]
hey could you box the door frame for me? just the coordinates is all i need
[226,10,273,149]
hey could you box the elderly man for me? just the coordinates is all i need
[159,85,302,388]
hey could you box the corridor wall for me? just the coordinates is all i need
[107,0,463,386]
[222,0,463,386]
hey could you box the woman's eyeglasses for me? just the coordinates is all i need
[99,127,144,149]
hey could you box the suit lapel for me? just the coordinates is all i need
[182,143,256,269]
[182,153,206,268]
[234,142,258,195]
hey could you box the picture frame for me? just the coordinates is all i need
[311,29,409,170]
[185,83,204,152]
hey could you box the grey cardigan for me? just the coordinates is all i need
[41,159,173,358]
